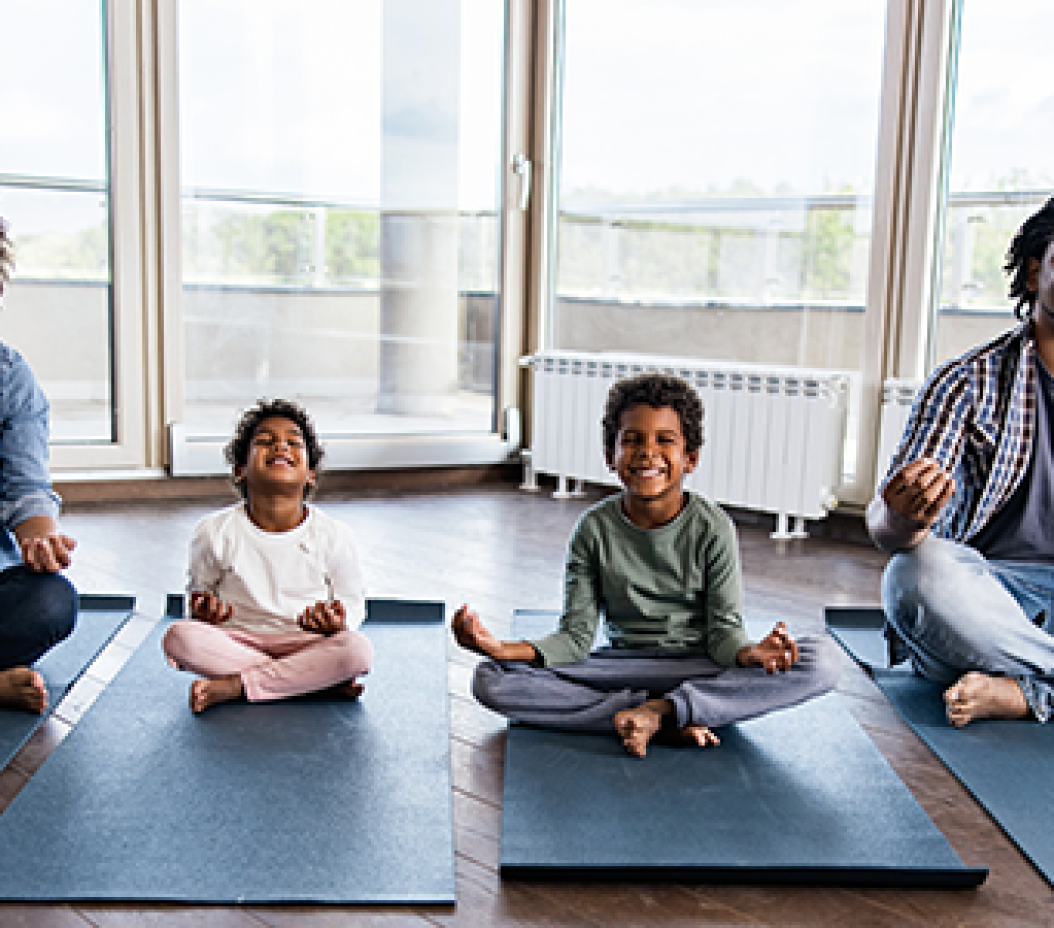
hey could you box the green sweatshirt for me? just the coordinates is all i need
[530,493,751,668]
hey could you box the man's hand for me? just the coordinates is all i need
[189,591,234,625]
[738,622,799,673]
[16,517,76,573]
[298,600,347,636]
[882,458,955,530]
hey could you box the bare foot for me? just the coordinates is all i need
[944,671,1029,727]
[613,699,672,757]
[680,724,721,748]
[189,674,244,714]
[0,667,48,714]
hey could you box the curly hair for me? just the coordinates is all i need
[224,398,325,499]
[601,372,704,459]
[1005,197,1054,319]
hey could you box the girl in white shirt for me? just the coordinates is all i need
[163,399,372,713]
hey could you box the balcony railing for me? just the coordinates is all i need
[2,172,1048,315]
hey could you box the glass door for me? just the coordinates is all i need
[0,0,114,445]
[175,0,507,452]
[549,0,888,487]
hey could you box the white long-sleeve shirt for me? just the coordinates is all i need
[187,502,365,635]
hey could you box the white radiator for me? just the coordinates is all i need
[520,351,848,539]
[876,378,921,489]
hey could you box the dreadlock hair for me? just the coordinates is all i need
[1005,197,1054,319]
[601,372,704,461]
[224,398,324,500]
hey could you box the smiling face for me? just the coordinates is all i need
[236,415,315,499]
[608,403,699,524]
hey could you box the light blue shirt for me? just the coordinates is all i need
[0,341,60,572]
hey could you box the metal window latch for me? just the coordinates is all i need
[512,153,532,211]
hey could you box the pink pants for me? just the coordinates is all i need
[162,621,374,702]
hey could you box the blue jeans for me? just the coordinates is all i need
[882,537,1054,721]
[0,566,77,669]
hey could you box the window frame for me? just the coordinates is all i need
[155,0,529,476]
[532,0,956,506]
[46,0,149,474]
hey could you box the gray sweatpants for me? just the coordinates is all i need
[472,636,841,732]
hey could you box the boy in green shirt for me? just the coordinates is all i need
[452,372,840,757]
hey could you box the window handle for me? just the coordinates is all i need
[512,153,532,211]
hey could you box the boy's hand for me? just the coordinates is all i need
[189,591,234,625]
[738,622,799,673]
[298,600,346,636]
[452,604,502,658]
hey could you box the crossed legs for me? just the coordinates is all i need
[472,636,841,756]
[882,537,1054,725]
[163,620,374,713]
[0,567,77,713]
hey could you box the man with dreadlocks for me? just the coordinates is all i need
[868,198,1054,728]
[0,218,78,714]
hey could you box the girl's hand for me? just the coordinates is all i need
[298,600,347,635]
[738,622,799,673]
[189,591,234,625]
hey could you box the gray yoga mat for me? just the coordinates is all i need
[0,596,454,904]
[827,605,1054,887]
[500,610,986,886]
[0,593,134,769]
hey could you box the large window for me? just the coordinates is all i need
[550,0,887,481]
[0,0,112,444]
[176,0,505,440]
[931,0,1053,369]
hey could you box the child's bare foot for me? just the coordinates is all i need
[0,667,48,714]
[189,674,244,713]
[680,724,721,748]
[330,680,364,700]
[613,699,672,757]
[944,671,1029,727]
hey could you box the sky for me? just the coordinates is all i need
[1,0,1052,236]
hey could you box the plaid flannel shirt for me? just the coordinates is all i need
[881,321,1036,544]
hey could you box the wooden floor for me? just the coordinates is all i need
[1,484,1052,926]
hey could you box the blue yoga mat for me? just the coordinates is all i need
[0,596,454,904]
[827,605,1054,887]
[501,610,985,886]
[0,593,134,769]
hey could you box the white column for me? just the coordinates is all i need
[377,0,461,417]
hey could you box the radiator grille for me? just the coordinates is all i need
[522,351,849,537]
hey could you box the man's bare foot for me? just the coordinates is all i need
[189,674,244,713]
[613,699,673,757]
[330,680,364,700]
[680,724,721,748]
[944,671,1029,727]
[0,667,48,714]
